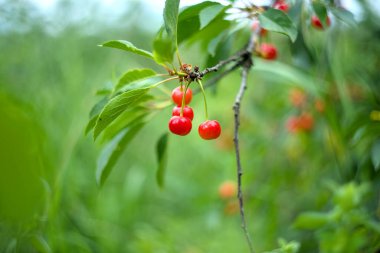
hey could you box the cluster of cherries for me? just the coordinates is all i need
[286,89,325,133]
[168,86,221,140]
[253,0,331,61]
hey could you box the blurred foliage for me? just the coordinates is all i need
[0,0,380,252]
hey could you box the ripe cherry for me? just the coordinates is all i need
[198,120,221,140]
[286,113,314,133]
[171,86,193,106]
[168,116,192,136]
[260,43,277,60]
[286,116,300,133]
[219,181,237,199]
[298,113,314,131]
[172,105,194,121]
[274,2,289,12]
[311,15,331,30]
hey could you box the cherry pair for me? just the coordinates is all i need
[168,86,221,140]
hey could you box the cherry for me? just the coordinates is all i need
[286,113,314,133]
[311,15,331,30]
[198,120,221,140]
[260,43,277,60]
[172,105,194,121]
[219,181,237,199]
[286,116,300,133]
[298,113,314,131]
[274,2,289,12]
[168,116,192,136]
[171,86,193,106]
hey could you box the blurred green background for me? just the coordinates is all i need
[1,0,380,252]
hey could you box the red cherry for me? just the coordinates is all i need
[260,43,277,60]
[298,113,314,131]
[172,106,194,121]
[274,2,289,12]
[219,181,237,199]
[286,113,314,133]
[168,116,192,136]
[198,120,221,140]
[286,116,301,133]
[171,86,193,106]
[311,15,331,30]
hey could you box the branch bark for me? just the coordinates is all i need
[192,29,258,253]
[232,32,256,253]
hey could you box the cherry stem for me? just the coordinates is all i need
[197,79,208,120]
[180,82,191,117]
[151,76,179,88]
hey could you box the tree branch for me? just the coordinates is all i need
[199,49,247,76]
[232,31,256,253]
[185,46,250,82]
[193,62,241,94]
[187,25,258,253]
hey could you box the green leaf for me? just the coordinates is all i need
[101,106,149,143]
[187,17,231,48]
[85,116,98,135]
[96,88,112,96]
[199,4,225,29]
[259,8,298,42]
[293,212,330,229]
[163,0,180,49]
[207,30,228,57]
[115,68,157,91]
[312,1,328,28]
[262,239,300,253]
[120,76,167,92]
[278,238,300,253]
[93,88,149,140]
[331,7,356,26]
[371,140,380,171]
[96,81,113,95]
[90,97,109,118]
[100,40,154,59]
[96,123,145,186]
[85,97,109,135]
[153,27,175,65]
[156,133,169,188]
[253,59,325,94]
[30,235,52,253]
[177,1,222,44]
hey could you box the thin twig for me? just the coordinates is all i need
[193,62,241,94]
[232,32,256,253]
[184,48,248,82]
[199,49,247,76]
